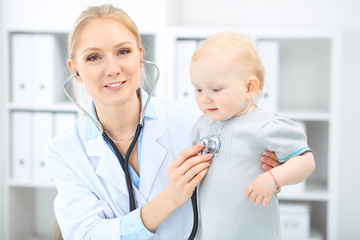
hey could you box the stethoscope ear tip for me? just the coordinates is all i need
[76,71,80,76]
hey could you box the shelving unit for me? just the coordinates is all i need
[163,26,341,240]
[2,30,75,240]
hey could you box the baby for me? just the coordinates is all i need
[190,32,315,239]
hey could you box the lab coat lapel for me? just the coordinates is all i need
[86,134,129,196]
[140,117,168,200]
[86,133,148,205]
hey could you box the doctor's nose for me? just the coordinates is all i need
[105,57,121,76]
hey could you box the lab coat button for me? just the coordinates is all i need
[130,226,135,232]
[140,235,145,239]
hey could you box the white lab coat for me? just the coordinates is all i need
[46,96,200,240]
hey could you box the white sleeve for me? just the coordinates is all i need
[46,142,156,240]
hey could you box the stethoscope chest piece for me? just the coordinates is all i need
[199,135,221,154]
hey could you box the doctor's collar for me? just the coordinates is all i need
[85,88,157,141]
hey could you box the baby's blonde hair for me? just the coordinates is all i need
[191,32,265,95]
[68,4,141,60]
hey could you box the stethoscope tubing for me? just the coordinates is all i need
[102,124,142,211]
[190,188,199,240]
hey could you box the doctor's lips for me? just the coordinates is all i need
[105,81,126,89]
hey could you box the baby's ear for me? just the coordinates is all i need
[246,76,260,100]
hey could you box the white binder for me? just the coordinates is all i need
[11,111,32,180]
[176,39,198,99]
[11,34,34,104]
[257,40,280,113]
[32,34,57,105]
[11,34,59,105]
[32,112,54,182]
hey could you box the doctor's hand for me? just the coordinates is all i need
[244,172,278,207]
[261,151,281,171]
[261,151,281,193]
[166,142,212,208]
[140,143,212,232]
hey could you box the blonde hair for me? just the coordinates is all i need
[192,32,265,95]
[68,4,141,60]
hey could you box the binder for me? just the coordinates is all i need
[32,112,53,182]
[11,33,60,105]
[11,34,34,104]
[175,39,198,99]
[257,40,280,112]
[11,111,32,180]
[54,112,77,136]
[32,34,57,104]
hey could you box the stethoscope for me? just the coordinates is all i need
[63,60,221,240]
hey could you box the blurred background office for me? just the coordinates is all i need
[0,0,359,239]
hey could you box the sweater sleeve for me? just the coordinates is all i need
[259,116,311,163]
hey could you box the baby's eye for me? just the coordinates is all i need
[195,89,202,93]
[212,88,222,93]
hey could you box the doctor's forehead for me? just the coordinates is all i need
[75,19,138,52]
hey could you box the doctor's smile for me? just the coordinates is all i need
[105,81,127,89]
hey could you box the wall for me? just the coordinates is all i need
[0,0,4,237]
[0,0,5,236]
[176,0,360,239]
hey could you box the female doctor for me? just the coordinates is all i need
[46,4,280,240]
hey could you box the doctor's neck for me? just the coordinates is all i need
[94,93,141,143]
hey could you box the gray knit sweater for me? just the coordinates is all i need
[192,107,310,240]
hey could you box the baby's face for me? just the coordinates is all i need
[190,54,254,121]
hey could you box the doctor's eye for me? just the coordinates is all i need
[87,55,100,61]
[117,49,130,55]
[195,89,202,93]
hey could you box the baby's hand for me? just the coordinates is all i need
[244,172,278,207]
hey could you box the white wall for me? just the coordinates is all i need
[176,0,360,239]
[0,0,4,237]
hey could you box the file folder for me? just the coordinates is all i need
[11,34,34,104]
[11,33,61,105]
[32,34,57,104]
[176,39,198,99]
[33,112,54,182]
[257,40,279,112]
[11,111,32,180]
